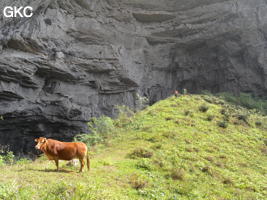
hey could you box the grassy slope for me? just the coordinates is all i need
[0,95,266,200]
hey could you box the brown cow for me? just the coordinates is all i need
[35,137,90,172]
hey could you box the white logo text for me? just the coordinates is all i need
[3,6,33,18]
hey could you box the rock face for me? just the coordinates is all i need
[0,0,266,154]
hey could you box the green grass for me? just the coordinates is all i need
[217,92,267,115]
[0,94,266,200]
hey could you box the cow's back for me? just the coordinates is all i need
[45,139,87,160]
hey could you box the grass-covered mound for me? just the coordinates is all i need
[0,95,266,200]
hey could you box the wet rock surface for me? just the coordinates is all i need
[0,0,266,154]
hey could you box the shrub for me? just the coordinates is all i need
[75,132,103,147]
[207,115,215,121]
[128,148,153,159]
[165,117,172,121]
[0,146,15,165]
[146,136,159,143]
[223,178,233,185]
[217,121,228,128]
[237,114,248,122]
[162,131,177,139]
[136,159,152,170]
[206,157,215,164]
[114,105,134,128]
[255,121,262,127]
[3,151,15,165]
[151,144,162,150]
[201,166,213,176]
[129,174,148,190]
[153,158,165,168]
[74,116,114,147]
[170,168,186,180]
[220,109,226,115]
[199,104,209,112]
[88,116,114,136]
[223,114,230,122]
[184,110,192,116]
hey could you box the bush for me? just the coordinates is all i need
[74,116,114,147]
[151,144,162,150]
[129,174,148,190]
[114,105,134,128]
[170,168,186,180]
[0,146,15,165]
[162,131,177,139]
[223,114,230,122]
[199,104,209,112]
[136,159,153,170]
[89,116,114,136]
[75,134,103,147]
[207,115,215,121]
[128,148,153,159]
[220,109,226,115]
[223,178,233,185]
[217,121,228,128]
[255,121,262,127]
[237,114,248,122]
[4,151,15,165]
[184,110,193,117]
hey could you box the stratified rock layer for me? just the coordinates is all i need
[0,0,266,154]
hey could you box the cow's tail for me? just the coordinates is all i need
[86,150,90,171]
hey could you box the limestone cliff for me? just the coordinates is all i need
[0,0,266,154]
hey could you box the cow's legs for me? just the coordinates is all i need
[54,160,59,171]
[79,158,85,173]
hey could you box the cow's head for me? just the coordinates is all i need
[35,137,47,150]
